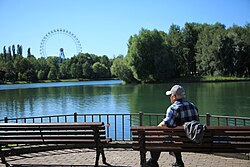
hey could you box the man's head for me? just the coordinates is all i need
[166,85,186,103]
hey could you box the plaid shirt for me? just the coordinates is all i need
[163,99,199,128]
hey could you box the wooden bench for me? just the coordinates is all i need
[0,122,111,167]
[131,126,250,167]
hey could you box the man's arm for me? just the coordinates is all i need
[161,107,176,127]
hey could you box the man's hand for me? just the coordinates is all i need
[158,121,165,126]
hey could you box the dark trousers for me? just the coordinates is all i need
[150,151,183,163]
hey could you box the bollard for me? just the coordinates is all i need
[139,112,143,126]
[4,117,8,123]
[206,113,211,126]
[74,112,77,122]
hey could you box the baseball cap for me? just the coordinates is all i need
[166,85,185,97]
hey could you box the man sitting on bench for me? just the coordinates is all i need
[146,85,200,167]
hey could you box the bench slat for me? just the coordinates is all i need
[0,131,106,136]
[131,125,250,153]
[0,122,109,167]
[0,122,104,127]
[131,126,250,130]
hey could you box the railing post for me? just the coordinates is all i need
[206,113,211,126]
[4,117,8,123]
[74,112,77,122]
[139,112,143,126]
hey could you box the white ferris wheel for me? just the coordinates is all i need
[40,28,82,58]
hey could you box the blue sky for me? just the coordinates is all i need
[0,0,249,58]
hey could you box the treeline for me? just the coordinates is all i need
[111,22,250,83]
[0,22,250,83]
[0,50,112,82]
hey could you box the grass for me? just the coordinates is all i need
[166,76,250,83]
[199,76,250,82]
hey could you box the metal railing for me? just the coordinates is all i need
[1,112,250,141]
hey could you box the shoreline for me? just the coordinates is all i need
[0,78,119,85]
[1,76,250,85]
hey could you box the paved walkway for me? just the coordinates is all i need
[1,148,249,167]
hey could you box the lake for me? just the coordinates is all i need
[0,80,250,119]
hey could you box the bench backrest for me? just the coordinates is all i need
[0,122,107,146]
[131,126,250,153]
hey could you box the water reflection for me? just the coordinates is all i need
[189,82,250,117]
[0,81,250,119]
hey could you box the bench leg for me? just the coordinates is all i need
[101,148,107,164]
[95,148,100,167]
[0,147,10,167]
[140,150,146,167]
[95,147,110,167]
[1,156,7,165]
[95,146,110,167]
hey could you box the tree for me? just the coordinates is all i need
[13,55,24,79]
[70,63,79,78]
[195,24,218,75]
[47,56,59,69]
[8,46,11,57]
[228,24,250,77]
[47,56,59,79]
[100,55,111,68]
[3,46,6,58]
[12,45,15,57]
[59,63,69,79]
[82,62,93,79]
[27,48,31,57]
[215,32,235,76]
[92,62,109,78]
[166,24,184,76]
[47,67,57,80]
[75,63,82,79]
[37,70,46,80]
[17,45,22,56]
[19,58,30,74]
[127,28,174,82]
[195,23,230,76]
[182,23,201,75]
[23,68,37,82]
[127,29,154,82]
[37,57,49,80]
[4,70,15,82]
[0,69,6,82]
[111,55,135,83]
[243,23,250,76]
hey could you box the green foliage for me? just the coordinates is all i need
[166,24,183,76]
[0,23,250,84]
[182,23,202,75]
[92,62,110,78]
[70,63,82,79]
[127,28,175,83]
[195,23,250,77]
[37,70,46,80]
[82,62,93,79]
[4,70,15,82]
[23,68,37,82]
[111,55,136,83]
[47,67,57,80]
[0,50,115,82]
[58,63,69,79]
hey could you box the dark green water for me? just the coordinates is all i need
[0,80,250,119]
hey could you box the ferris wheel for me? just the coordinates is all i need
[40,28,82,58]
